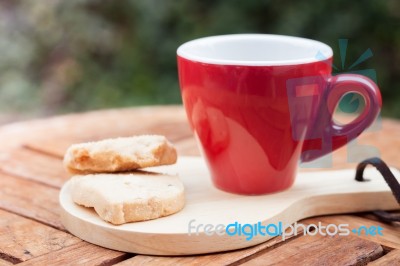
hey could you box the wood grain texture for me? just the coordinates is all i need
[0,208,128,265]
[0,209,79,263]
[0,260,13,266]
[0,148,68,188]
[0,172,63,229]
[6,106,190,157]
[17,241,130,266]
[240,234,383,266]
[115,228,302,266]
[25,120,193,159]
[305,215,400,250]
[369,249,400,265]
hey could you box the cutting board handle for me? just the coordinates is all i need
[356,157,400,223]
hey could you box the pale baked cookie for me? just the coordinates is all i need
[64,135,177,174]
[70,173,185,224]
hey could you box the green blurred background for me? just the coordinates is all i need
[1,0,399,123]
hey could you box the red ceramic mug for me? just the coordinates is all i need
[177,34,381,195]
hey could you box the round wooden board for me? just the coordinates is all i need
[60,156,400,255]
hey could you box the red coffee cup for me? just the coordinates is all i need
[177,34,381,195]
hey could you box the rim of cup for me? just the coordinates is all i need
[177,34,333,66]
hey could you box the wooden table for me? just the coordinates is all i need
[1,105,399,265]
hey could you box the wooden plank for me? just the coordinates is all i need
[174,136,199,156]
[306,215,400,250]
[0,106,187,154]
[24,121,192,158]
[17,241,130,266]
[21,107,191,158]
[0,209,79,263]
[369,249,400,265]
[0,259,13,266]
[114,227,303,266]
[23,139,72,159]
[0,148,68,188]
[239,234,383,266]
[0,173,63,229]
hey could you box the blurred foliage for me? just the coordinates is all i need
[0,0,400,120]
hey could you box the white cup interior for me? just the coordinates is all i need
[177,34,333,66]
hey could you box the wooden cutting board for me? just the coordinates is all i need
[59,156,400,255]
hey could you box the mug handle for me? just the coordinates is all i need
[301,74,382,162]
